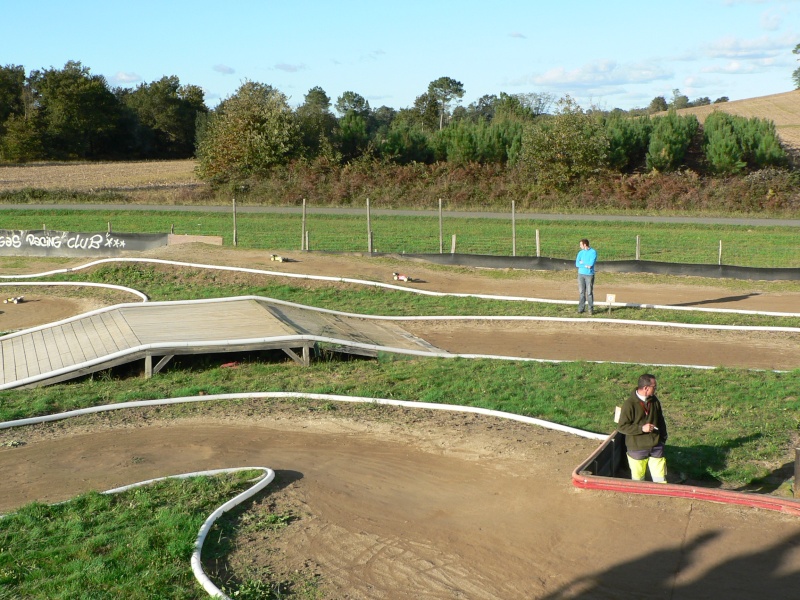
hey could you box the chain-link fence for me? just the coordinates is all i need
[263,202,799,268]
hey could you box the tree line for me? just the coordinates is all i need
[0,61,791,189]
[0,61,206,161]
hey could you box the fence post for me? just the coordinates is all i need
[439,198,443,254]
[636,235,640,260]
[511,200,516,257]
[451,234,457,254]
[305,230,310,251]
[535,229,540,257]
[366,198,372,253]
[718,240,722,266]
[232,197,237,247]
[301,198,306,250]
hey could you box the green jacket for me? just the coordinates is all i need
[617,390,667,451]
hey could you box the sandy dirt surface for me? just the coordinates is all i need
[2,245,800,598]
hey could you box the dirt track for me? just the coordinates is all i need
[2,246,800,598]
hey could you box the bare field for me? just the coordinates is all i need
[677,89,800,152]
[0,159,201,192]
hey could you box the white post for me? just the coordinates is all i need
[366,198,372,253]
[511,200,516,257]
[301,198,307,250]
[438,198,443,254]
[305,230,309,251]
[718,240,722,265]
[232,198,237,247]
[636,235,640,261]
[535,229,540,257]
[451,234,457,254]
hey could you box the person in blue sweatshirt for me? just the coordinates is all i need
[575,238,597,315]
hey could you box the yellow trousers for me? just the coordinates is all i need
[627,455,667,483]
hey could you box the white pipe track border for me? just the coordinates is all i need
[104,467,275,600]
[2,256,799,318]
[0,392,605,598]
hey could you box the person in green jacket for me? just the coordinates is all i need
[617,373,668,483]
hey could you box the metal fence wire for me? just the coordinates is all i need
[232,201,799,269]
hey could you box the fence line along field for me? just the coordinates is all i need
[0,159,201,193]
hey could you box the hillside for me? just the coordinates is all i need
[676,89,800,155]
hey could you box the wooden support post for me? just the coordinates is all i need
[145,354,153,378]
[153,355,174,375]
[451,234,456,254]
[636,235,641,261]
[536,229,540,257]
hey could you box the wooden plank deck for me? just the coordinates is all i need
[0,299,444,389]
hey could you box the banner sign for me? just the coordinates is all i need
[0,229,169,257]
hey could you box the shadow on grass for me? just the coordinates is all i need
[668,433,763,487]
[671,292,761,307]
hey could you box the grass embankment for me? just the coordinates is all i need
[2,208,800,267]
[0,471,317,599]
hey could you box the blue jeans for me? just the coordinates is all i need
[578,274,594,313]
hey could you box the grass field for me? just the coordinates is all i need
[2,208,799,267]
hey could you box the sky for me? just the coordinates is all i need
[3,0,799,113]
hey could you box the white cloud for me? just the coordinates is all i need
[213,64,235,75]
[509,32,526,39]
[111,71,141,84]
[760,9,783,30]
[701,55,781,74]
[520,59,673,88]
[703,33,796,59]
[274,63,307,73]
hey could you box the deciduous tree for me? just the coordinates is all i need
[195,81,298,182]
[118,76,206,158]
[518,95,609,189]
[30,61,125,159]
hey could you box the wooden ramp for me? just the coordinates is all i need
[0,298,445,389]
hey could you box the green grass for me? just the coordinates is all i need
[0,472,288,599]
[2,208,799,267]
